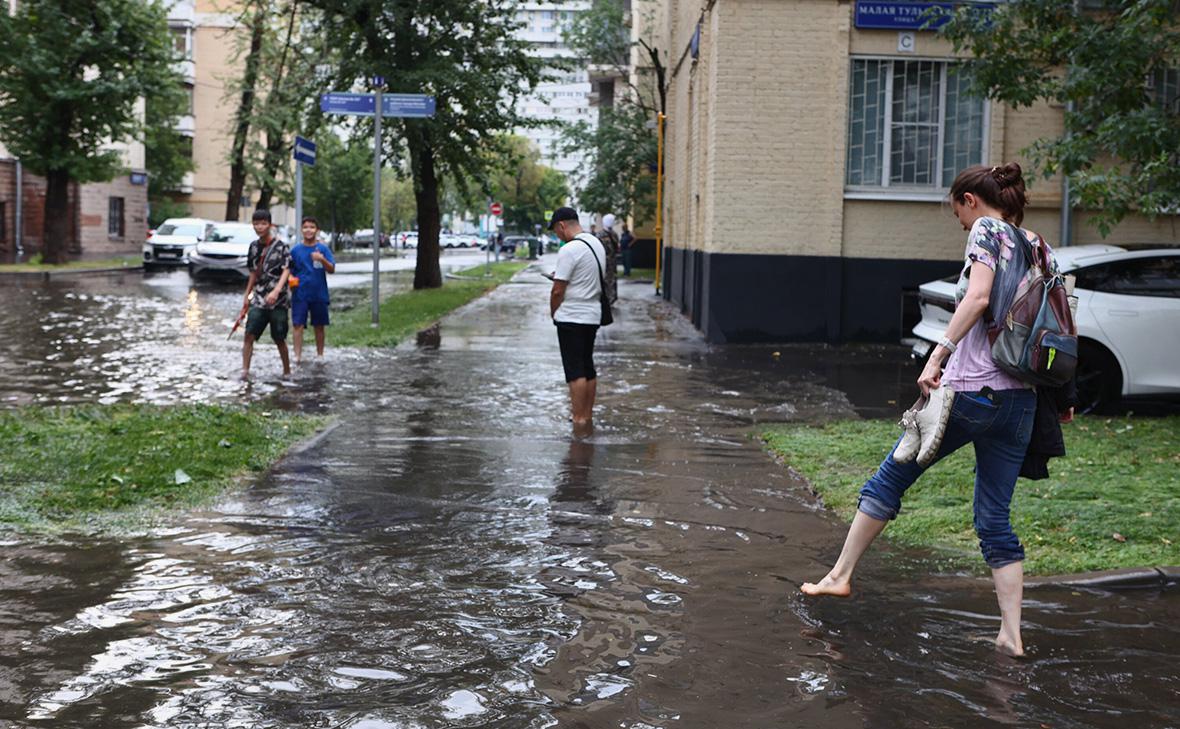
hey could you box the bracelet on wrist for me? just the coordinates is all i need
[938,336,957,354]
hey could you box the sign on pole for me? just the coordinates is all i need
[320,88,437,325]
[490,202,503,216]
[293,135,316,241]
[293,136,317,166]
[319,92,437,119]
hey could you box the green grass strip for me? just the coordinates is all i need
[0,404,326,532]
[763,416,1180,575]
[332,261,528,347]
[0,255,141,272]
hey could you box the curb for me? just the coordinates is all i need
[0,265,144,280]
[1027,566,1178,590]
[281,419,342,460]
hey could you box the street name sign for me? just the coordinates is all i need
[853,1,995,31]
[320,92,437,118]
[293,136,316,166]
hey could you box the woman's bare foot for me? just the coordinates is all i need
[994,634,1025,658]
[800,572,852,597]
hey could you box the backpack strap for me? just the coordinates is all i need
[578,235,607,294]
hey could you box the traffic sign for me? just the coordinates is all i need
[320,92,436,118]
[543,209,553,222]
[293,135,316,166]
[490,202,503,216]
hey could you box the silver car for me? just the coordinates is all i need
[188,222,257,280]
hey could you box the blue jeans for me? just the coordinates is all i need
[858,389,1036,568]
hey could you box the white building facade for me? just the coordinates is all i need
[513,1,595,184]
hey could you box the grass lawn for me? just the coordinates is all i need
[0,405,326,532]
[0,255,142,272]
[764,415,1180,575]
[332,261,528,347]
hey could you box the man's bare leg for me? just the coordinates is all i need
[586,377,597,416]
[276,339,291,376]
[292,326,304,363]
[568,378,593,428]
[314,325,326,356]
[241,333,256,379]
[801,510,889,597]
[992,562,1024,656]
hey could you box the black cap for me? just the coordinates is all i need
[547,207,578,230]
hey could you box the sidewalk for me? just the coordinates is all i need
[0,269,1176,727]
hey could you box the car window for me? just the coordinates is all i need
[156,223,203,237]
[1075,256,1180,298]
[209,226,255,243]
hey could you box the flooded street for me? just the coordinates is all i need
[0,266,1176,727]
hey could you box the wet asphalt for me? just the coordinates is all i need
[0,263,1176,728]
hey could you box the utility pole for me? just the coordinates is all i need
[371,81,383,325]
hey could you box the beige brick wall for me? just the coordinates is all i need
[77,176,149,256]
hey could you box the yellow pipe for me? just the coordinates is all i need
[654,112,665,294]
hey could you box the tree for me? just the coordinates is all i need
[224,1,330,218]
[561,0,666,223]
[310,0,545,289]
[562,103,657,223]
[302,132,372,244]
[487,135,569,232]
[144,87,195,228]
[0,0,180,263]
[941,0,1180,235]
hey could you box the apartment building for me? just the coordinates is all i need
[651,0,1180,344]
[514,1,596,181]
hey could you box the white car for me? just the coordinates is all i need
[188,222,257,280]
[912,245,1180,413]
[143,217,216,268]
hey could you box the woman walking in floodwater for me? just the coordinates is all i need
[803,163,1052,658]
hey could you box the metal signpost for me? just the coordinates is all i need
[293,135,316,240]
[319,82,436,324]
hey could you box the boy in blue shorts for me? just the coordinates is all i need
[289,216,335,363]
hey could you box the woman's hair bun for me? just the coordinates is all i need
[991,162,1023,189]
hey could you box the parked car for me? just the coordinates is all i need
[188,222,258,280]
[143,217,216,268]
[396,231,418,249]
[911,245,1180,413]
[353,229,375,247]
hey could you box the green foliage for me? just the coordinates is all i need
[309,0,547,287]
[148,198,192,229]
[303,132,373,237]
[382,172,416,234]
[0,405,325,532]
[563,0,630,70]
[764,416,1180,575]
[144,86,195,214]
[485,136,569,233]
[941,1,1180,235]
[0,0,180,182]
[332,262,527,347]
[563,103,657,221]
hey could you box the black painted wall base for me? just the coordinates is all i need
[662,247,960,343]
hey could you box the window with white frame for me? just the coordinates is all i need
[846,58,986,192]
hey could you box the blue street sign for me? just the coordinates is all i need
[853,1,994,31]
[371,75,385,87]
[293,135,316,166]
[382,94,436,118]
[320,92,436,118]
[320,92,376,115]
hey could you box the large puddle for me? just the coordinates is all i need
[0,267,1175,727]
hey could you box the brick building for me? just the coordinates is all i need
[648,0,1180,343]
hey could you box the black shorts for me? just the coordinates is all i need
[555,321,599,382]
[245,306,289,342]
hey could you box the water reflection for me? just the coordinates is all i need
[0,271,1176,728]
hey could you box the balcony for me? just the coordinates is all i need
[175,115,195,137]
[167,1,196,25]
[176,172,195,194]
[172,58,195,84]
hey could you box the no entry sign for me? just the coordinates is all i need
[490,202,503,216]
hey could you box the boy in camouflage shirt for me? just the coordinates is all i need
[240,209,292,379]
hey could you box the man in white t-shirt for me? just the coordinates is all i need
[546,207,607,431]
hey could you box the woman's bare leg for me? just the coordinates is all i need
[991,561,1024,656]
[801,511,889,597]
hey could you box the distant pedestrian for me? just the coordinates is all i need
[597,214,620,304]
[545,207,610,433]
[802,163,1058,659]
[240,209,292,379]
[290,216,336,363]
[619,225,634,277]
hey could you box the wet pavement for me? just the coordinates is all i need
[0,266,1177,728]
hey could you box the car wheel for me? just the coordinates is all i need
[1076,340,1122,415]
